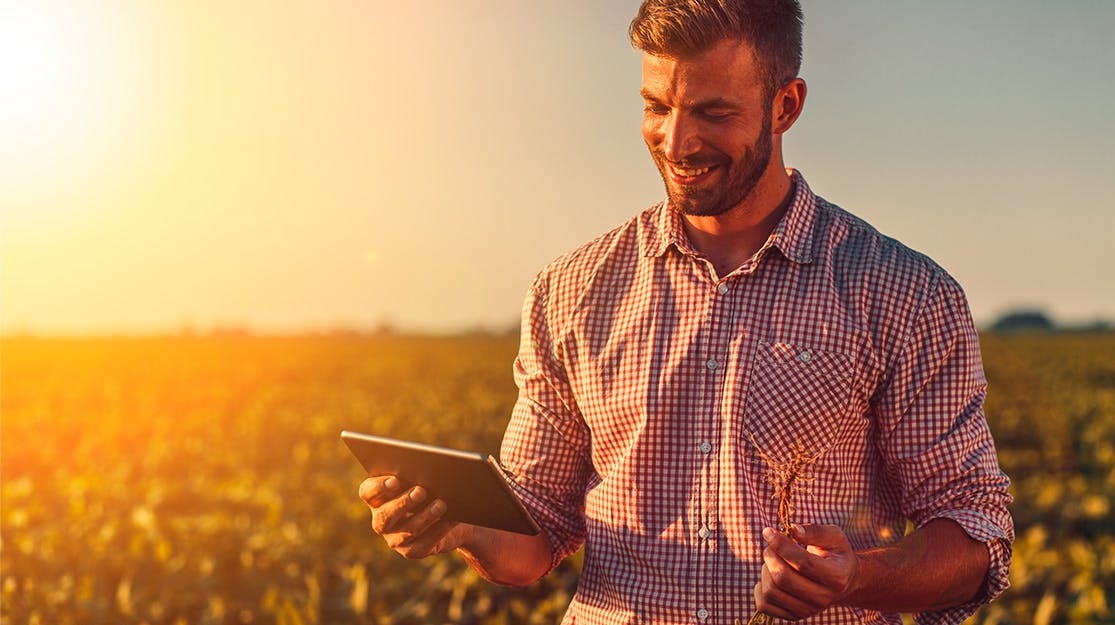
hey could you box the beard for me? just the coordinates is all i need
[652,115,773,218]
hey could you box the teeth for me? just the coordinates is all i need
[672,165,711,177]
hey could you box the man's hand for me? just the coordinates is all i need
[753,524,860,620]
[359,475,553,587]
[359,476,473,559]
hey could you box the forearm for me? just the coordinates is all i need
[457,525,553,587]
[842,518,988,612]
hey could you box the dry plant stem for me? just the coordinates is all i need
[742,434,823,625]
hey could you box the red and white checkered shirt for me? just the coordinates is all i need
[500,171,1013,625]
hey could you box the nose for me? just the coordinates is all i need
[661,111,700,162]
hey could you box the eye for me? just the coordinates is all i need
[643,102,669,116]
[700,109,734,121]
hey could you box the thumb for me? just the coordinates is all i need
[792,524,851,552]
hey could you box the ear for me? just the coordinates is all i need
[771,77,806,135]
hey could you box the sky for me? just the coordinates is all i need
[2,1,1113,335]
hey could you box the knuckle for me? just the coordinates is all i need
[424,506,444,524]
[768,565,789,586]
[763,556,780,575]
[762,544,777,561]
[371,509,394,532]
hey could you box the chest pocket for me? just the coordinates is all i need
[743,340,860,462]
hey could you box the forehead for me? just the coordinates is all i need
[640,38,763,103]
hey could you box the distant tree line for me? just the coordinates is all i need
[988,308,1112,333]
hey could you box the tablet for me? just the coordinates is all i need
[341,430,541,535]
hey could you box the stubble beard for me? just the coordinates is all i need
[656,116,774,218]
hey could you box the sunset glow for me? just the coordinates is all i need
[0,2,163,218]
[1,2,1112,334]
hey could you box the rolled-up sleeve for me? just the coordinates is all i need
[873,272,1014,623]
[499,277,592,574]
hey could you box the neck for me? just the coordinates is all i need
[681,163,794,277]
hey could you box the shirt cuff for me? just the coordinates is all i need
[499,466,586,575]
[912,511,1013,624]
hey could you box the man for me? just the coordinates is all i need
[359,1,1014,623]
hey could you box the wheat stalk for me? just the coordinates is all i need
[739,433,823,625]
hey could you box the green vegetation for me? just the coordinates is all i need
[978,333,1115,624]
[2,333,1112,624]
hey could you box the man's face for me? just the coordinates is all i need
[641,39,773,217]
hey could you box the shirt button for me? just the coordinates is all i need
[798,350,813,362]
[698,526,711,539]
[716,283,729,295]
[705,358,719,370]
[699,441,713,454]
[697,608,710,621]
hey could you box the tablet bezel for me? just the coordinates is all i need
[341,430,541,535]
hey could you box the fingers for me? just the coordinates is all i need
[753,576,811,620]
[371,485,442,533]
[360,477,442,533]
[756,545,832,618]
[359,475,404,508]
[380,494,462,559]
[359,478,459,559]
[385,516,459,559]
[765,526,854,584]
[753,525,857,619]
[763,527,825,580]
[793,523,852,552]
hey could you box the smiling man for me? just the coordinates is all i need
[359,2,1014,623]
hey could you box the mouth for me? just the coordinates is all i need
[667,162,718,185]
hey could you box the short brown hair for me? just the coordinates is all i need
[630,0,803,95]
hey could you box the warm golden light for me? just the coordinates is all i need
[0,2,161,216]
[0,2,1110,334]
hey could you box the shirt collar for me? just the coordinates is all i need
[641,169,817,265]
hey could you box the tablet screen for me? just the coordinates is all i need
[342,430,540,535]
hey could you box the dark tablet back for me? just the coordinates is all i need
[342,430,540,535]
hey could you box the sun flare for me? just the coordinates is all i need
[0,1,163,216]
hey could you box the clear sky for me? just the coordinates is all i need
[2,1,1113,334]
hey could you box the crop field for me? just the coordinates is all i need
[2,332,1113,624]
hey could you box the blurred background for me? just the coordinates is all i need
[2,2,1114,625]
[2,0,1113,335]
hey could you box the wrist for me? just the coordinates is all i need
[454,523,484,554]
[454,525,551,587]
[836,551,864,606]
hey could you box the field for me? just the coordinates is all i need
[1,332,1113,624]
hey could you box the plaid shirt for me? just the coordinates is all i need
[500,171,1013,625]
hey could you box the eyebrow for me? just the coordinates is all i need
[639,90,739,110]
[693,97,738,110]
